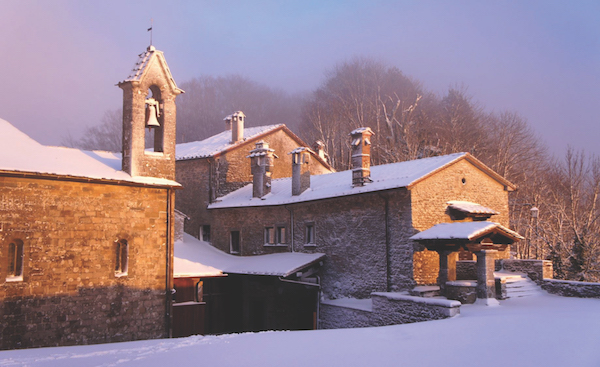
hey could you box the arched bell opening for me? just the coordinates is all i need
[144,85,164,152]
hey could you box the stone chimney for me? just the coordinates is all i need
[350,127,374,187]
[231,111,245,143]
[224,114,232,131]
[289,147,313,196]
[248,141,278,198]
[313,140,328,163]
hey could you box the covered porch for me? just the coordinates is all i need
[411,221,524,305]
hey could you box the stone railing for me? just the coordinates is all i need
[320,293,460,329]
[496,259,552,282]
[541,279,600,299]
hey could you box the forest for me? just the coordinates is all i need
[65,57,600,282]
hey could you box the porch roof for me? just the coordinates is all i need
[410,221,524,243]
[174,234,325,278]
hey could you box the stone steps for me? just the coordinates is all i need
[496,272,542,298]
[409,285,441,298]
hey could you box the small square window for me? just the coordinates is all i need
[265,227,275,244]
[276,226,286,244]
[305,224,315,244]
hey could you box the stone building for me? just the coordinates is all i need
[175,114,333,241]
[206,128,520,305]
[0,45,183,349]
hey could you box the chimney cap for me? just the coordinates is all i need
[350,127,374,136]
[232,111,246,118]
[288,146,315,155]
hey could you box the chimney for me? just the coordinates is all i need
[350,127,374,187]
[224,114,232,131]
[248,140,278,198]
[313,140,328,163]
[231,111,245,143]
[289,147,312,196]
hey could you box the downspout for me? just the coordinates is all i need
[165,188,173,338]
[284,205,294,252]
[379,193,391,292]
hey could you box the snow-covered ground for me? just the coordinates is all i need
[1,293,599,367]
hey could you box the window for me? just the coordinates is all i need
[276,226,286,244]
[7,239,24,281]
[305,223,315,245]
[265,227,275,244]
[230,231,240,254]
[115,239,129,276]
[200,225,211,242]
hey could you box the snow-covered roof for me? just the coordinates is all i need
[174,233,325,278]
[0,118,179,187]
[176,125,284,160]
[118,45,183,95]
[209,152,475,208]
[410,221,524,241]
[447,201,499,215]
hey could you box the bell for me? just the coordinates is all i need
[145,104,160,128]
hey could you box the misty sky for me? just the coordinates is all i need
[1,0,598,158]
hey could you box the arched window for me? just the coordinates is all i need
[144,86,164,153]
[115,239,129,276]
[7,239,24,281]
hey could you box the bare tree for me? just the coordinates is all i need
[62,108,122,152]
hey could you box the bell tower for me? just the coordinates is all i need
[118,45,184,181]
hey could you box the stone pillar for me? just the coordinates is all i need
[437,250,458,295]
[474,249,499,306]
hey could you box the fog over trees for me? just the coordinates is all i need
[64,58,600,282]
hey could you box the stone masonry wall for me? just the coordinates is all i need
[496,259,553,282]
[0,175,172,349]
[211,190,414,300]
[410,158,512,284]
[541,279,600,299]
[175,159,211,238]
[320,293,460,329]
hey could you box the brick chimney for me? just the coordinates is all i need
[248,141,278,198]
[350,127,374,187]
[231,111,245,143]
[289,147,313,196]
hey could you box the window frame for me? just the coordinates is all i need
[115,239,129,277]
[6,239,24,282]
[230,230,241,255]
[264,226,275,245]
[305,222,316,245]
[276,226,287,244]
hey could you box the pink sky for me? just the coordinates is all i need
[1,0,598,158]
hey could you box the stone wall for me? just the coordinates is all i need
[210,190,415,299]
[175,158,211,238]
[541,279,600,299]
[456,260,477,280]
[0,175,173,349]
[320,293,460,329]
